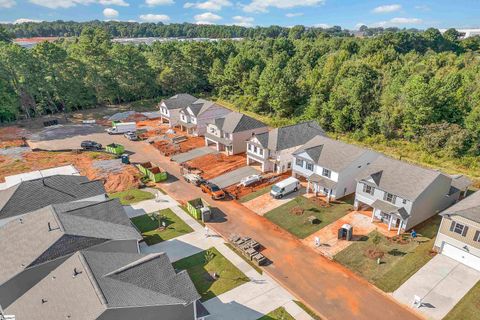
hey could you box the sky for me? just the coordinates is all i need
[1,0,480,30]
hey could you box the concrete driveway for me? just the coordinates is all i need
[171,146,217,163]
[242,188,305,216]
[393,254,480,319]
[209,166,260,189]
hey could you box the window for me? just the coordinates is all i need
[450,221,468,236]
[323,187,329,194]
[295,158,304,167]
[322,168,331,178]
[474,230,480,242]
[209,127,215,134]
[306,162,314,171]
[259,148,263,156]
[383,192,396,204]
[248,144,252,151]
[287,162,291,169]
[402,199,407,204]
[254,146,258,153]
[362,184,375,195]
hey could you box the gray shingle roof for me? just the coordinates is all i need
[210,112,267,133]
[440,190,480,223]
[82,250,200,307]
[253,121,325,152]
[293,135,373,171]
[0,175,106,220]
[184,99,217,117]
[357,156,450,201]
[162,94,197,110]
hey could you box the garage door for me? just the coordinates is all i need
[442,243,480,271]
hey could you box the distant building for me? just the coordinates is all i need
[439,28,480,38]
[159,94,198,127]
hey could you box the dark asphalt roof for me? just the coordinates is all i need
[161,94,198,110]
[210,112,267,133]
[0,175,106,219]
[83,250,200,308]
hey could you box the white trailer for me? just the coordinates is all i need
[106,122,137,134]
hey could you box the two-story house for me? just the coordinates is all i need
[355,156,462,235]
[292,135,379,200]
[246,121,325,173]
[434,190,480,271]
[178,99,231,136]
[158,94,197,127]
[204,112,268,155]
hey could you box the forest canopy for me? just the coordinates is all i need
[1,25,480,163]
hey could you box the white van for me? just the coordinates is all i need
[270,177,300,199]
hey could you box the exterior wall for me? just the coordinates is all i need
[434,232,480,259]
[231,127,268,155]
[435,215,480,251]
[274,147,297,173]
[0,256,70,308]
[97,303,196,320]
[355,181,414,216]
[407,174,457,229]
[334,152,379,199]
[206,123,222,138]
[196,106,231,136]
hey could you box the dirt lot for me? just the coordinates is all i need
[0,150,140,193]
[0,126,31,148]
[183,152,247,180]
[224,171,291,199]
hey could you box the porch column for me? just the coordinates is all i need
[216,142,220,151]
[388,215,393,231]
[371,209,375,222]
[307,180,311,194]
[397,221,402,235]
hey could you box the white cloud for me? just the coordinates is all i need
[139,13,170,22]
[99,0,129,6]
[415,5,430,11]
[242,0,324,13]
[184,0,231,11]
[145,0,174,6]
[232,15,254,27]
[29,0,95,9]
[286,12,303,18]
[372,4,401,14]
[373,17,423,27]
[14,18,42,24]
[0,0,16,8]
[103,8,119,18]
[313,23,329,28]
[194,12,222,24]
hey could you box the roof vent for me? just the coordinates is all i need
[73,268,82,278]
[41,298,47,304]
[19,218,23,224]
[48,222,52,231]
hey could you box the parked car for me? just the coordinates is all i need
[270,177,300,199]
[124,132,138,141]
[81,140,102,150]
[238,174,262,187]
[183,173,205,186]
[200,182,226,200]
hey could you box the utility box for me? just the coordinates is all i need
[106,143,125,155]
[186,198,211,222]
[338,224,353,241]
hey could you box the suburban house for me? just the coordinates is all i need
[204,112,268,155]
[246,121,325,173]
[434,191,480,271]
[292,135,379,200]
[0,199,141,309]
[178,99,231,136]
[0,175,106,227]
[159,93,198,127]
[0,165,80,190]
[354,156,463,235]
[5,249,206,320]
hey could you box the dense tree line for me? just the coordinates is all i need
[2,25,480,161]
[1,21,350,39]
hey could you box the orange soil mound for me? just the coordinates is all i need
[0,126,30,141]
[224,171,291,198]
[0,140,26,148]
[185,153,247,180]
[0,151,139,193]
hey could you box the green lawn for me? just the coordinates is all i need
[109,189,154,205]
[173,247,249,301]
[131,208,193,245]
[334,215,441,292]
[258,307,295,320]
[444,281,480,320]
[264,196,353,239]
[293,301,322,320]
[239,186,271,203]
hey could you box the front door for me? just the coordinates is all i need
[380,212,391,224]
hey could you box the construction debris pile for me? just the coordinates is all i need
[184,153,247,180]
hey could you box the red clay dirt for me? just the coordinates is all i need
[184,152,247,180]
[224,171,291,199]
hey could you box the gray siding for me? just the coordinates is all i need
[97,303,195,320]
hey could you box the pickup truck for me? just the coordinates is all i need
[200,182,226,200]
[183,173,205,186]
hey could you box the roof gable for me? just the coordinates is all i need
[268,121,325,152]
[441,190,480,223]
[161,94,197,110]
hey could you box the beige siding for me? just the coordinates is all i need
[439,215,480,250]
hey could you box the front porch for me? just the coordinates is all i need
[305,173,337,202]
[355,198,407,235]
[205,136,233,155]
[179,122,198,136]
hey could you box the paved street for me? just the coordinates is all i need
[32,131,422,320]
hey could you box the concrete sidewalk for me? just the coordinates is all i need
[123,189,179,218]
[139,203,313,320]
